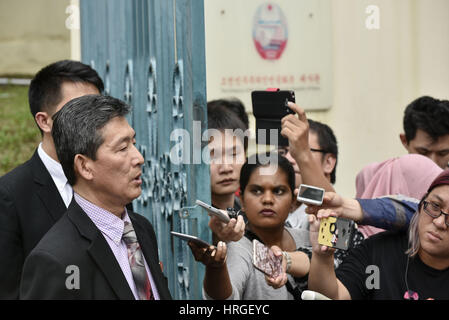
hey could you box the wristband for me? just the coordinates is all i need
[282,251,292,273]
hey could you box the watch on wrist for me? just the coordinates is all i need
[282,251,292,273]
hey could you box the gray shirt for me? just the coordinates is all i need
[203,227,310,300]
[286,204,309,230]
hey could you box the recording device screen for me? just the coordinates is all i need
[251,90,295,147]
[297,184,325,206]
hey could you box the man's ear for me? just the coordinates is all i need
[399,133,410,150]
[73,154,94,181]
[35,111,52,134]
[322,153,337,177]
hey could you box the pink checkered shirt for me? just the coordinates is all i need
[74,193,160,300]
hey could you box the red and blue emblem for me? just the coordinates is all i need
[252,3,288,60]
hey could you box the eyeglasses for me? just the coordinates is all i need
[277,147,328,157]
[310,148,327,154]
[422,200,449,226]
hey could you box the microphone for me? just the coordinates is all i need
[301,290,331,300]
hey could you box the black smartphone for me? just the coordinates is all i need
[170,231,211,248]
[251,90,296,147]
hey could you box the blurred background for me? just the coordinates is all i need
[0,0,448,198]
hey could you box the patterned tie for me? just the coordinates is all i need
[122,221,154,300]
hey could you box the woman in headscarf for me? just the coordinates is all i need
[355,154,443,237]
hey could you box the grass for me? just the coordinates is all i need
[0,85,41,176]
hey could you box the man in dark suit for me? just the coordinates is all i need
[20,95,172,300]
[0,60,103,299]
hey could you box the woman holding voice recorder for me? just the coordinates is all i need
[188,153,312,300]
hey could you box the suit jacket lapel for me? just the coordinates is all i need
[31,151,66,222]
[88,235,135,300]
[131,215,172,300]
[67,201,135,300]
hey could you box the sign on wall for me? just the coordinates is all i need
[205,0,332,111]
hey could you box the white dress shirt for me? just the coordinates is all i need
[37,143,73,208]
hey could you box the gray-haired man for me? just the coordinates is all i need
[20,95,171,300]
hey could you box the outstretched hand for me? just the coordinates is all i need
[305,192,344,217]
[188,241,227,268]
[264,245,288,289]
[209,214,246,243]
[305,191,363,222]
[280,102,309,161]
[308,214,336,257]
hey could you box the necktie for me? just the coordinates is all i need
[122,221,154,300]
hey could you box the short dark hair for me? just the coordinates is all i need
[308,119,338,184]
[29,60,104,133]
[239,153,295,200]
[52,95,130,186]
[403,96,449,143]
[207,98,249,130]
[207,101,249,151]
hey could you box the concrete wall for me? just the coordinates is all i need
[0,0,71,77]
[205,0,449,197]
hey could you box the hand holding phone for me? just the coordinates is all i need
[183,234,227,269]
[170,231,211,248]
[317,217,355,251]
[252,239,283,278]
[196,199,230,223]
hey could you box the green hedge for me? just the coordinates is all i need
[0,85,40,176]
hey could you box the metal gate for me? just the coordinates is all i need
[80,0,210,300]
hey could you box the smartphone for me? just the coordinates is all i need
[170,231,211,248]
[251,89,296,147]
[297,184,325,206]
[252,239,283,278]
[318,216,355,251]
[196,199,230,223]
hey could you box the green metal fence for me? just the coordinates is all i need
[80,0,211,300]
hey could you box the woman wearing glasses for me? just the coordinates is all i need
[307,169,449,300]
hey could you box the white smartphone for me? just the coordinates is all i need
[170,231,211,248]
[195,199,230,223]
[296,184,325,206]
